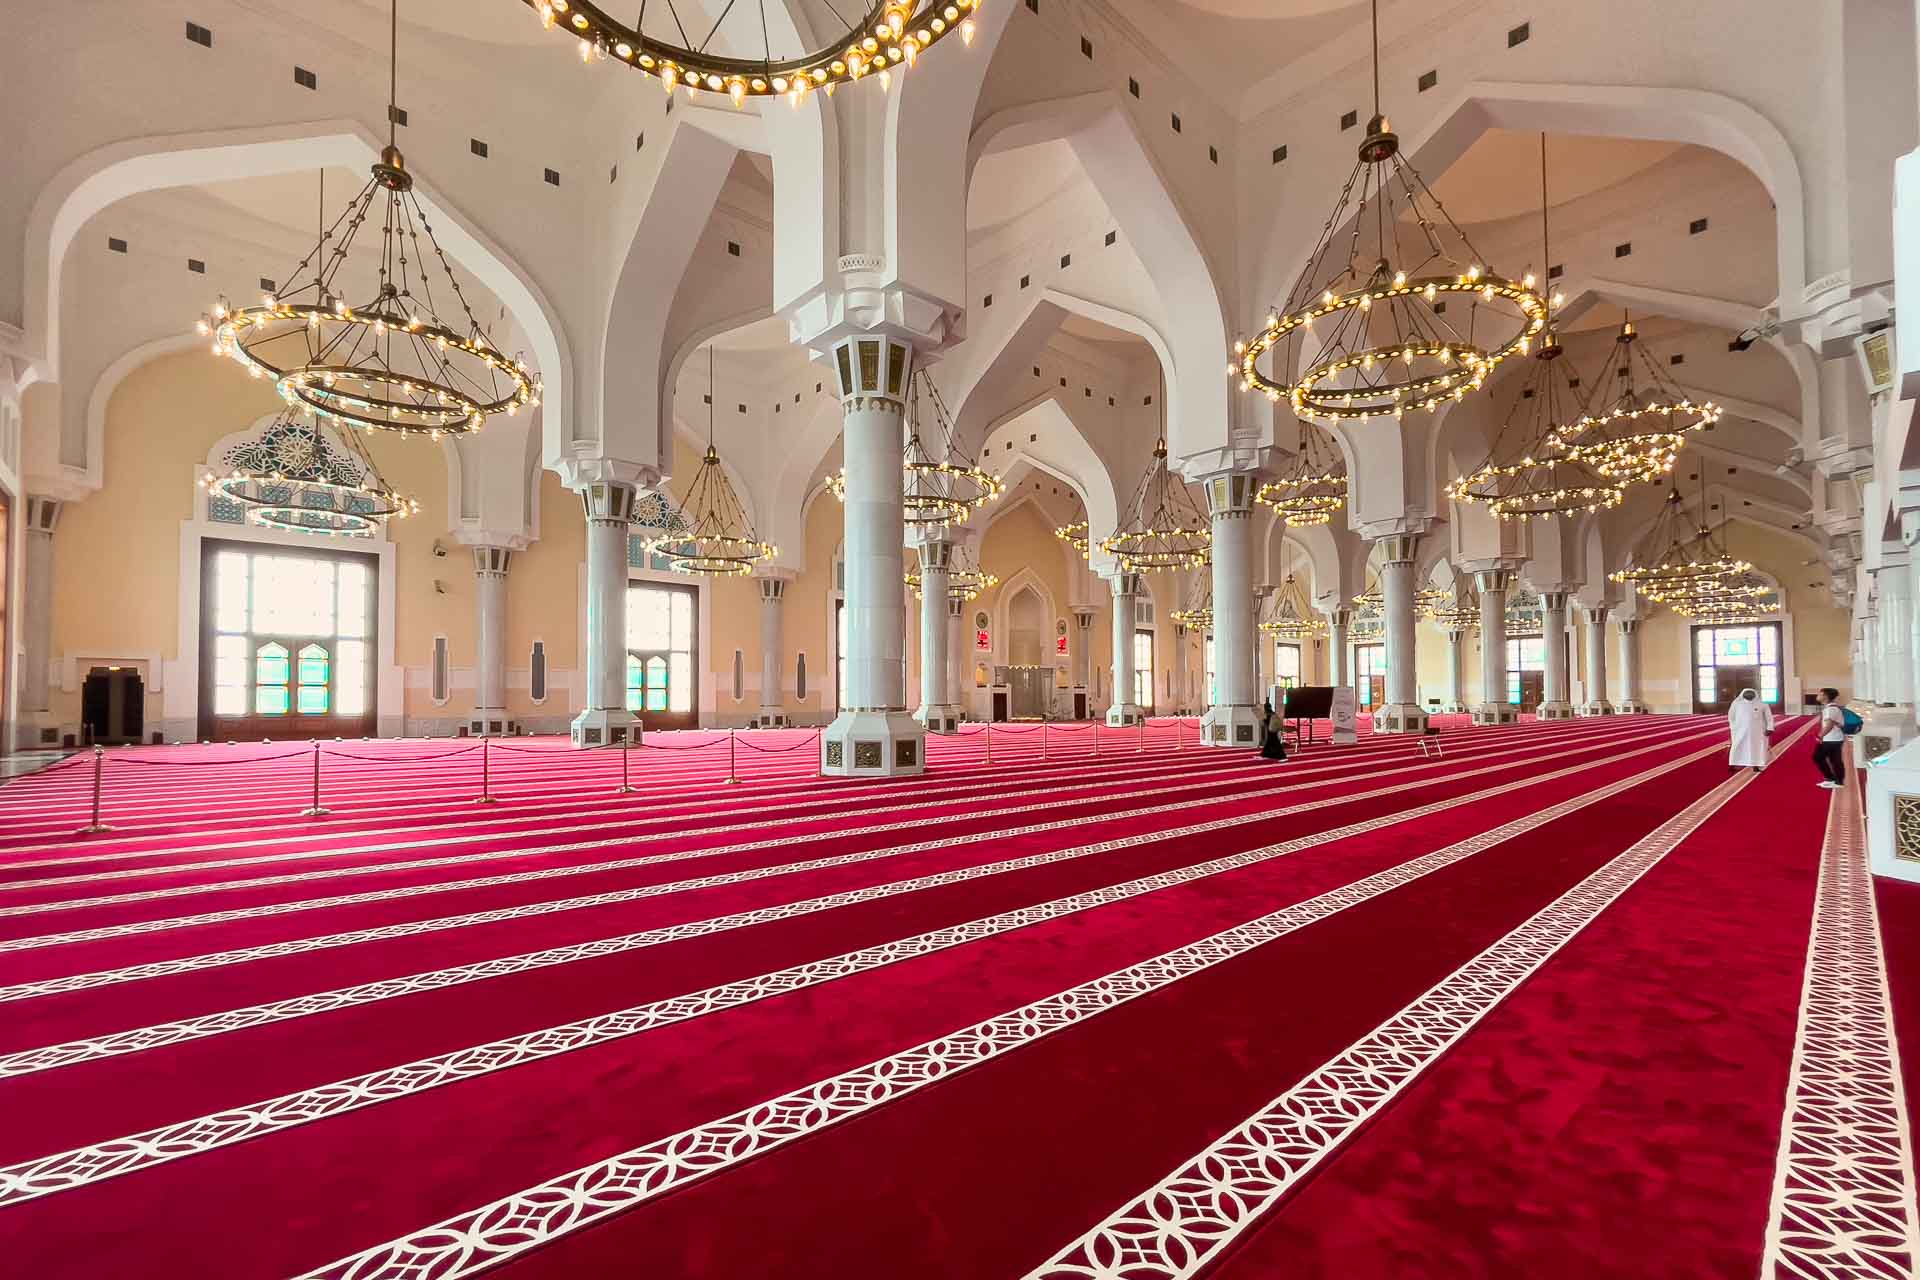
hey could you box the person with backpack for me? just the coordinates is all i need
[1813,687,1859,789]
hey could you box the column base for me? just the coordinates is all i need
[1577,701,1616,717]
[570,708,639,748]
[822,710,925,777]
[915,702,965,735]
[749,708,793,729]
[1107,703,1146,727]
[1200,704,1264,749]
[467,710,517,737]
[1536,702,1577,722]
[1860,710,1914,762]
[1616,700,1652,715]
[1372,702,1429,735]
[1472,703,1519,726]
[1441,701,1468,714]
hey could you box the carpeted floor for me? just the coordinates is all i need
[0,714,1910,1278]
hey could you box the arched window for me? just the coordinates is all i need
[254,642,290,714]
[296,644,330,714]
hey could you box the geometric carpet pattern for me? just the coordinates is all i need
[0,715,1912,1278]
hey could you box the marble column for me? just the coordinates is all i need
[1472,568,1518,725]
[1108,571,1145,725]
[1578,605,1615,715]
[914,537,961,733]
[1071,606,1096,717]
[1537,590,1575,720]
[469,545,513,736]
[1373,534,1427,734]
[1617,618,1649,713]
[1444,626,1470,713]
[1201,471,1261,748]
[1876,554,1915,708]
[947,596,968,717]
[822,333,924,776]
[570,482,639,747]
[755,574,791,727]
[1326,608,1352,687]
[21,497,60,730]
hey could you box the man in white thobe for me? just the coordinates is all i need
[1727,688,1774,771]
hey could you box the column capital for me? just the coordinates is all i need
[784,278,959,368]
[758,576,789,602]
[470,546,513,579]
[572,479,642,524]
[916,539,955,571]
[1372,532,1422,566]
[1072,606,1099,627]
[948,595,966,619]
[1108,571,1144,598]
[1354,517,1435,545]
[1583,603,1611,624]
[24,495,62,535]
[1198,470,1262,518]
[455,529,531,554]
[1540,590,1571,611]
[553,456,659,494]
[1324,607,1353,627]
[1617,618,1641,635]
[1472,568,1516,595]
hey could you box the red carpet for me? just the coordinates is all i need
[0,715,1910,1278]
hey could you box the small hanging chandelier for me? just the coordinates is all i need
[647,347,776,575]
[530,0,981,106]
[1551,317,1720,483]
[1260,561,1327,639]
[1610,477,1751,602]
[908,541,998,601]
[1428,586,1481,630]
[199,3,536,438]
[1170,575,1213,631]
[1100,372,1211,572]
[200,412,419,537]
[1448,136,1623,522]
[1505,589,1545,637]
[1256,419,1347,526]
[1055,496,1092,559]
[1351,580,1445,618]
[829,370,1002,526]
[1231,0,1545,424]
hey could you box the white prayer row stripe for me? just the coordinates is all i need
[1025,722,1811,1278]
[0,722,1722,1075]
[1758,766,1920,1278]
[0,743,1259,879]
[288,723,1756,1280]
[0,718,1676,955]
[0,726,1725,1205]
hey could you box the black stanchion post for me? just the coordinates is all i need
[300,739,331,817]
[475,736,497,805]
[1093,722,1100,758]
[76,745,113,836]
[1041,723,1048,761]
[618,732,635,795]
[725,729,741,785]
[985,724,992,766]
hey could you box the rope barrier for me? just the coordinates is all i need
[318,745,483,763]
[735,733,826,755]
[105,749,314,767]
[630,737,731,752]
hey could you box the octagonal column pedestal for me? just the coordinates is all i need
[752,574,793,728]
[571,482,641,748]
[1616,618,1650,714]
[914,537,963,734]
[1200,472,1262,749]
[1071,606,1097,719]
[1372,534,1427,734]
[1472,569,1518,726]
[1577,605,1615,716]
[468,546,516,737]
[1107,572,1145,726]
[1866,737,1920,885]
[822,333,925,777]
[1536,591,1576,721]
[1443,626,1470,713]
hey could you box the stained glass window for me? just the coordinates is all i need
[1506,637,1546,704]
[1693,622,1783,710]
[626,582,698,719]
[1355,644,1388,706]
[206,544,374,726]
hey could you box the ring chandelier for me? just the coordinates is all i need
[647,348,776,575]
[1551,318,1720,483]
[1260,564,1327,639]
[199,2,535,439]
[1256,419,1348,526]
[1428,588,1481,630]
[1447,136,1623,521]
[908,542,998,602]
[1100,373,1211,572]
[528,0,980,103]
[200,413,420,538]
[1351,582,1446,618]
[1610,480,1751,602]
[1055,496,1092,559]
[1170,577,1213,632]
[830,371,1002,527]
[1231,0,1545,424]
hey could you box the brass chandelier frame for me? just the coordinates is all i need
[647,347,777,576]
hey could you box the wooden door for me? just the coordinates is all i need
[1711,665,1760,713]
[1517,671,1545,712]
[626,651,697,732]
[1365,675,1386,708]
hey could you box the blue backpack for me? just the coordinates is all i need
[1840,707,1864,736]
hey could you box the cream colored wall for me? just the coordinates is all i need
[507,470,584,721]
[45,352,283,730]
[972,499,1115,713]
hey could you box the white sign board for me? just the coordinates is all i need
[1330,686,1358,745]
